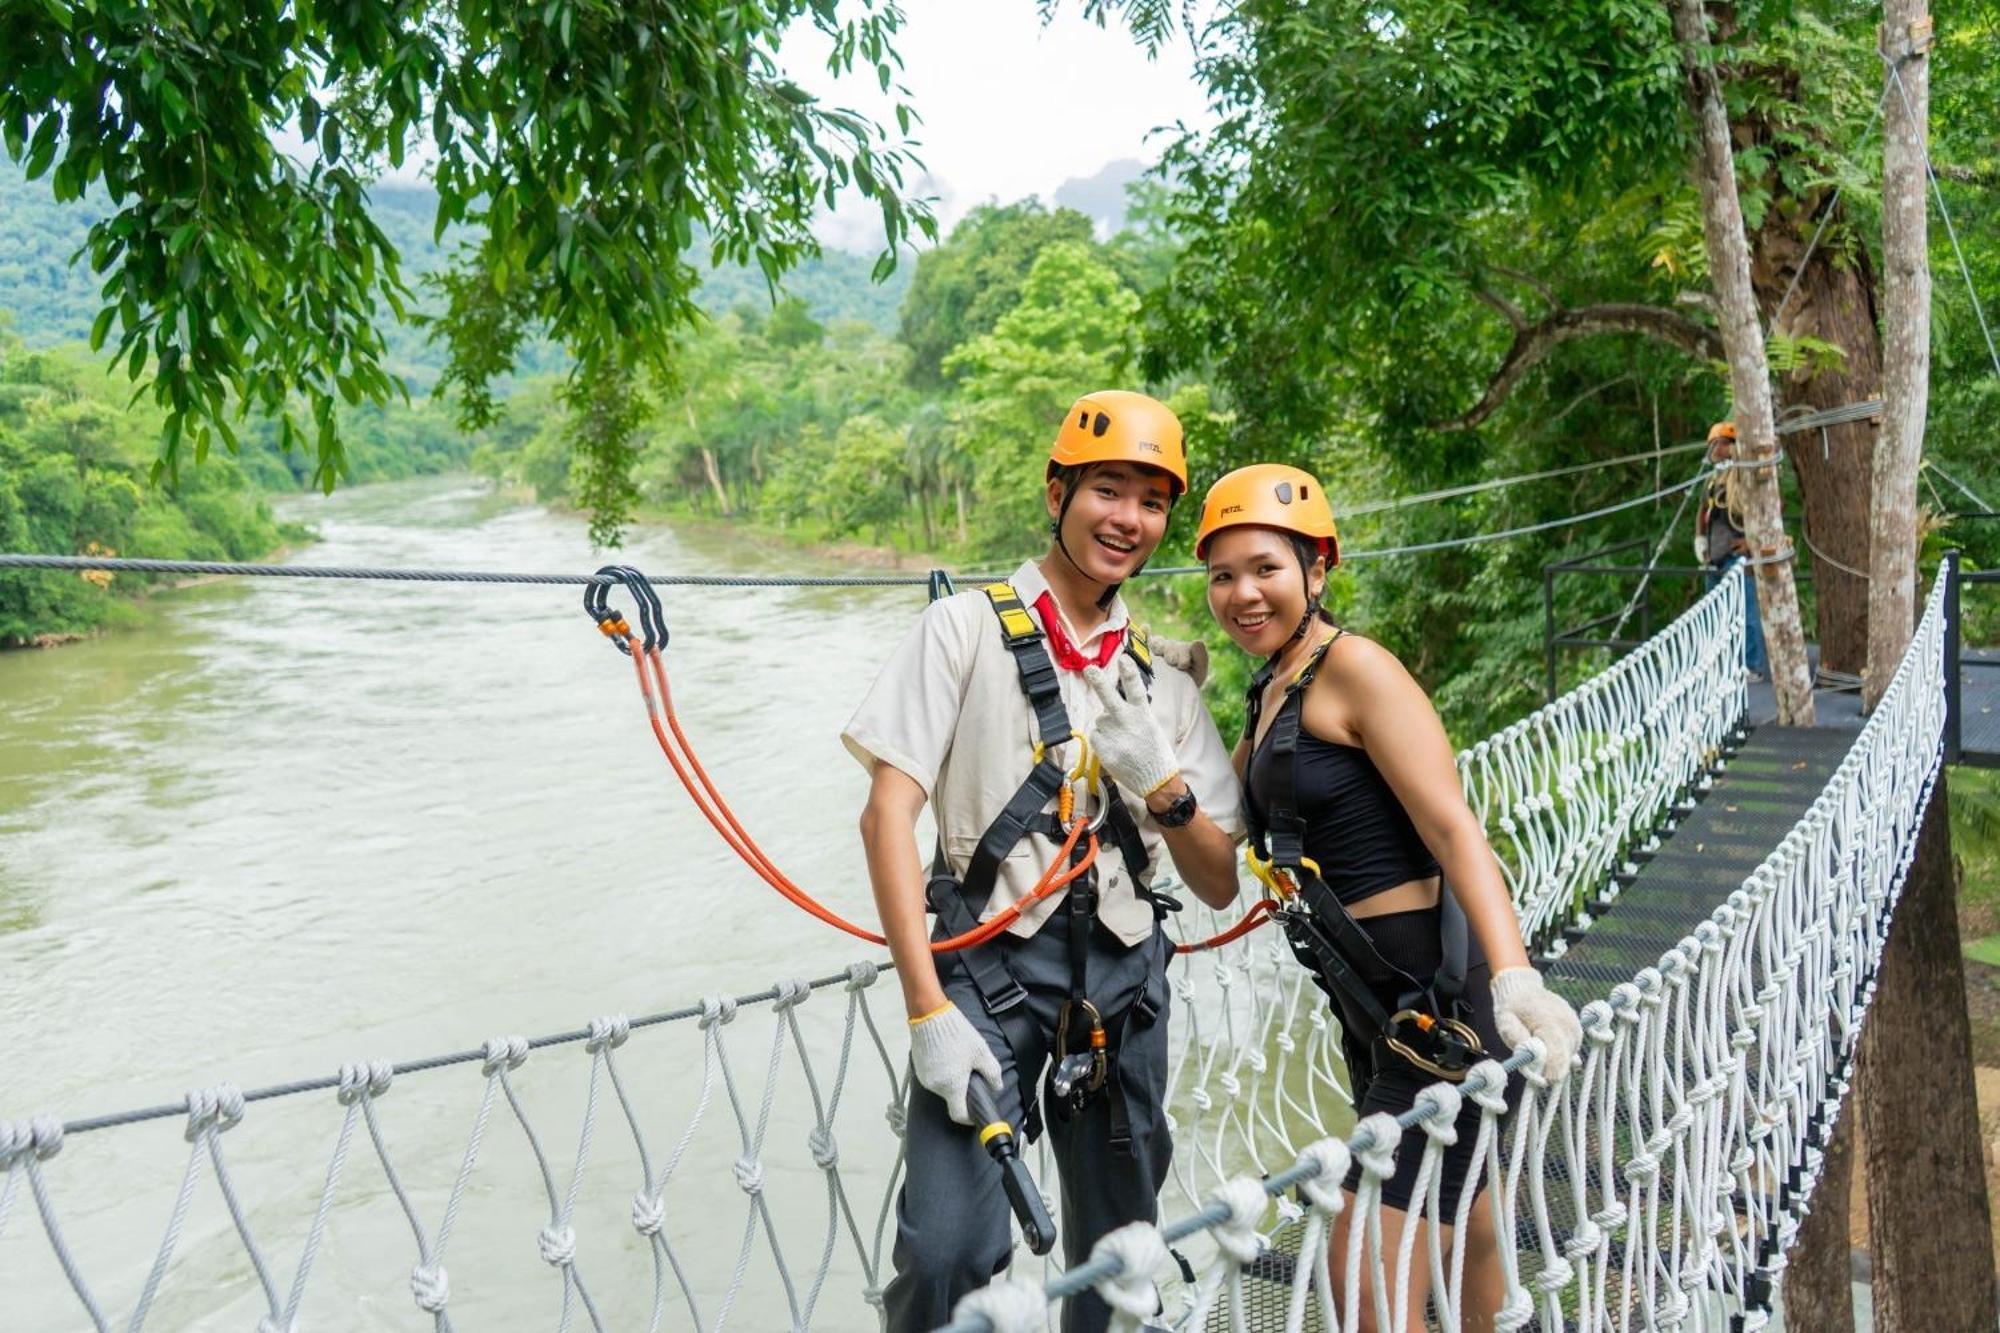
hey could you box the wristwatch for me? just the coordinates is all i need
[1153,786,1199,829]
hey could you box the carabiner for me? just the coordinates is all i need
[585,565,669,655]
[1383,1008,1485,1083]
[1246,846,1319,901]
[1052,998,1108,1100]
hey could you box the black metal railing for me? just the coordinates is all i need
[1542,540,1714,703]
[1945,548,2000,768]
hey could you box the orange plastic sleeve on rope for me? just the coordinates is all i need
[622,638,1098,953]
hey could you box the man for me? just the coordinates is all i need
[843,390,1245,1332]
[1694,420,1769,681]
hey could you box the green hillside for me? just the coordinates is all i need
[0,168,911,389]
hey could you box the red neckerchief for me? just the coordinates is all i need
[1033,591,1124,672]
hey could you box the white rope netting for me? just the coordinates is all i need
[3,566,1939,1333]
[944,566,1946,1333]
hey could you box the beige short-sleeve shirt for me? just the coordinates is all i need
[842,560,1245,945]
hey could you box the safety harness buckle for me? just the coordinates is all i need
[1382,1008,1485,1083]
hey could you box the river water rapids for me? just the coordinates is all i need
[0,476,955,1330]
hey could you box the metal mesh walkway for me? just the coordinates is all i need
[1545,725,1855,1004]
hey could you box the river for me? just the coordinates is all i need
[0,477,952,1330]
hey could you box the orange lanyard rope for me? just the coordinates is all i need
[618,630,1098,953]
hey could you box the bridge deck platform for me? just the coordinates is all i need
[1544,724,1856,1004]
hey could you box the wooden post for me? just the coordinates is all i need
[1668,0,1816,726]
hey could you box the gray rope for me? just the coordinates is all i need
[1766,75,1893,339]
[1801,519,1870,580]
[1606,453,1713,645]
[1334,439,1710,519]
[0,554,973,588]
[1774,398,1884,435]
[1885,54,2000,379]
[1343,469,1714,561]
[1928,459,1998,513]
[54,963,892,1136]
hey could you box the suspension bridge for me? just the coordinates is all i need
[0,553,1956,1332]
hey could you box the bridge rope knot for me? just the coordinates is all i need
[844,960,880,990]
[1466,1060,1512,1114]
[536,1224,576,1268]
[1,1115,64,1164]
[1353,1112,1402,1183]
[183,1084,246,1141]
[480,1035,528,1076]
[630,1190,666,1237]
[949,1275,1049,1333]
[732,1155,765,1195]
[410,1262,450,1313]
[1088,1221,1170,1318]
[699,995,738,1029]
[1295,1138,1352,1214]
[772,977,812,1011]
[1414,1084,1463,1147]
[585,1014,629,1052]
[1207,1177,1269,1266]
[336,1060,393,1104]
[808,1125,839,1171]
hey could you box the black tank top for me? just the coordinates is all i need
[1244,637,1441,905]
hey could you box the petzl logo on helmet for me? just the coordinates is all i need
[1136,439,1162,454]
[1219,503,1244,517]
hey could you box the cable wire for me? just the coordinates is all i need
[1343,468,1714,561]
[1334,438,1710,519]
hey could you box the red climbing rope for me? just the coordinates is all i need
[616,628,1097,952]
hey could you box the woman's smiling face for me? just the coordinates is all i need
[1204,526,1324,656]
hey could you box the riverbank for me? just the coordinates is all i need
[0,538,307,651]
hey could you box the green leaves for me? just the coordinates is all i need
[3,0,930,541]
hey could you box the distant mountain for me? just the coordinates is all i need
[1052,158,1150,236]
[0,167,910,384]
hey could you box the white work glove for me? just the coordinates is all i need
[1083,654,1181,799]
[1491,967,1582,1080]
[909,1002,1003,1126]
[1148,634,1209,686]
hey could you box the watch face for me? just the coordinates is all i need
[1159,789,1198,828]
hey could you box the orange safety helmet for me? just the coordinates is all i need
[1707,421,1737,443]
[1048,390,1188,498]
[1193,463,1341,563]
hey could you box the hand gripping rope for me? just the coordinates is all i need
[586,566,1098,953]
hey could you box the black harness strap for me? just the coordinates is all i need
[924,584,1168,1141]
[1245,636,1471,1052]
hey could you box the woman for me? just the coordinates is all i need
[1194,463,1581,1331]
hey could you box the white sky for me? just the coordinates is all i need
[780,3,1218,253]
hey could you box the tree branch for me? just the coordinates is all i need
[1431,303,1725,432]
[1488,264,1560,309]
[1473,287,1530,332]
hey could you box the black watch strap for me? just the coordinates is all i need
[1153,785,1199,829]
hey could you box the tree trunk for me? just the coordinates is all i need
[1669,0,1815,725]
[1754,242,1883,678]
[699,446,732,518]
[1858,775,1997,1330]
[955,478,969,547]
[1784,1108,1857,1332]
[1855,11,1994,1330]
[1868,10,1931,707]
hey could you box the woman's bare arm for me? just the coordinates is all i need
[1311,638,1530,972]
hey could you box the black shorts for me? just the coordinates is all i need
[1329,905,1523,1216]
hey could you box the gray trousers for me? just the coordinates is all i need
[883,920,1174,1333]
